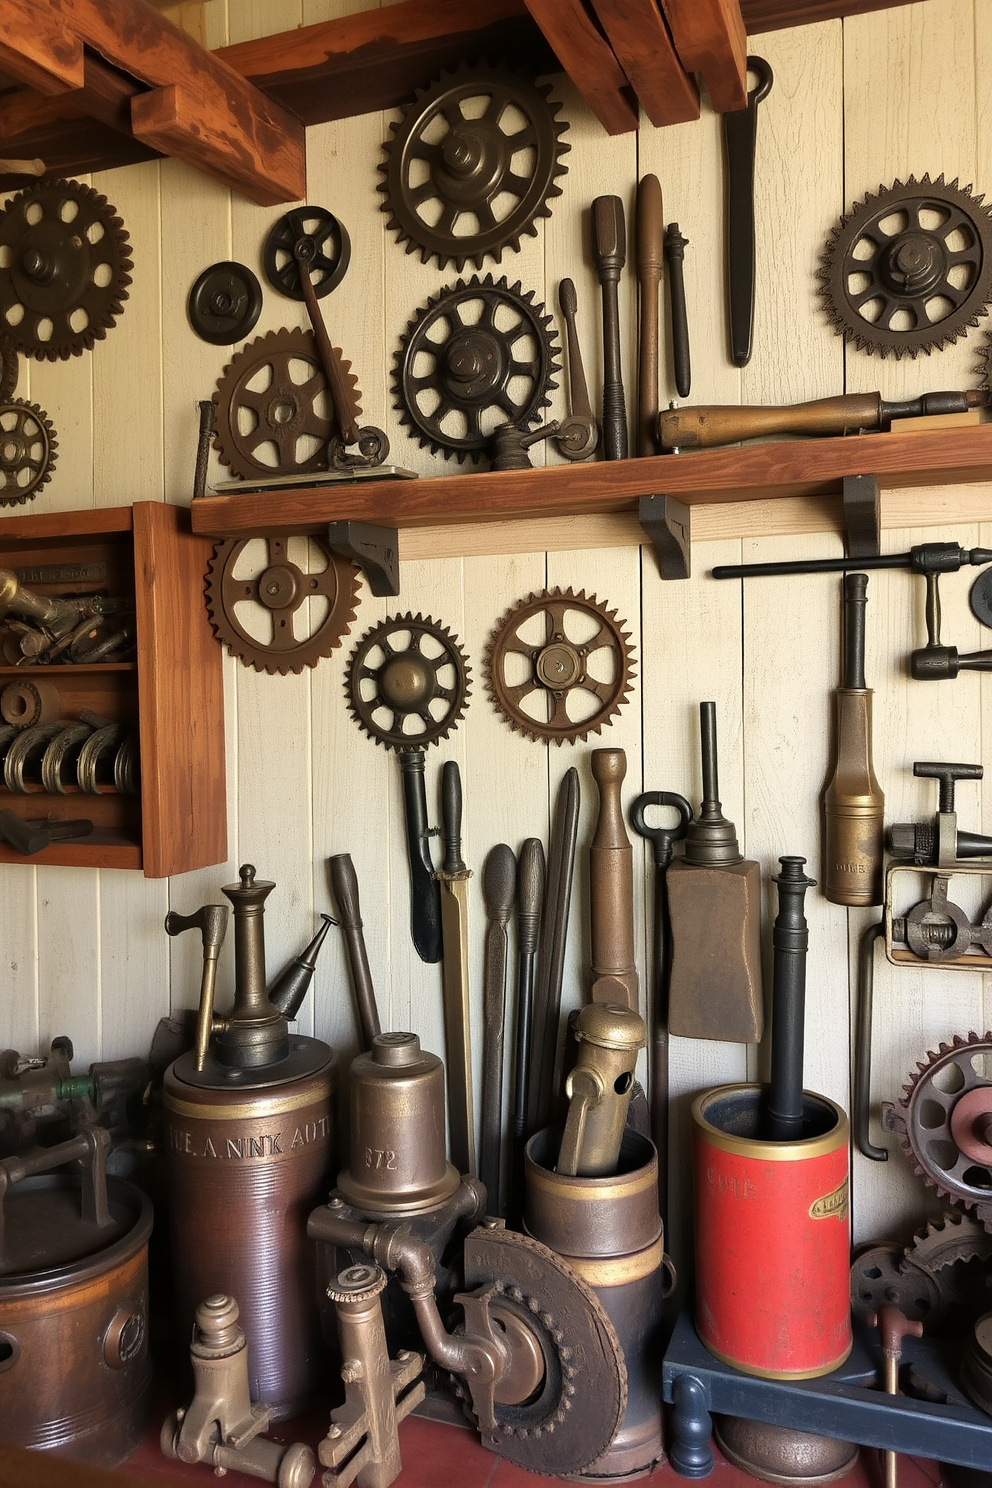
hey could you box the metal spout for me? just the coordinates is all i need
[269,913,336,1019]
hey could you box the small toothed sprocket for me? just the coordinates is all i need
[346,613,471,749]
[0,399,57,505]
[887,1031,992,1225]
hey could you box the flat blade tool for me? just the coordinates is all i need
[398,747,442,964]
[635,175,664,458]
[510,836,544,1220]
[722,55,772,367]
[527,767,580,1138]
[437,759,475,1174]
[592,195,629,460]
[480,843,516,1213]
[327,853,381,1049]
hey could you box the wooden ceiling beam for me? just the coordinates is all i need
[522,0,639,135]
[0,2,85,96]
[659,0,747,112]
[587,0,698,127]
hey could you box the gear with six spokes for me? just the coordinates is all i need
[346,612,471,749]
[205,534,361,675]
[393,274,559,462]
[484,587,635,745]
[212,327,361,480]
[378,60,569,272]
[0,399,57,505]
[0,178,132,360]
[888,1031,992,1226]
[818,174,992,358]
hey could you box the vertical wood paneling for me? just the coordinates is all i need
[36,867,100,1064]
[0,865,38,1051]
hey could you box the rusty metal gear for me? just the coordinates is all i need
[849,1242,944,1329]
[907,1211,992,1273]
[0,335,18,401]
[392,274,559,462]
[0,178,132,360]
[890,1031,992,1223]
[346,613,471,749]
[0,399,57,505]
[456,1224,626,1476]
[378,61,570,272]
[484,587,635,745]
[205,535,361,675]
[819,174,992,358]
[212,327,361,480]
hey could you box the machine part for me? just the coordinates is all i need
[488,417,561,471]
[970,567,992,630]
[484,587,635,745]
[850,1243,943,1329]
[0,334,18,402]
[664,223,691,398]
[321,1264,424,1488]
[392,274,559,462]
[346,612,471,749]
[905,1210,992,1276]
[0,398,57,504]
[164,904,230,1073]
[206,535,361,676]
[264,207,350,301]
[887,760,990,865]
[0,566,81,638]
[187,261,263,345]
[378,61,569,273]
[713,1417,858,1486]
[326,521,399,599]
[911,555,992,678]
[871,1305,924,1488]
[328,426,389,472]
[268,914,335,1023]
[886,863,992,966]
[0,810,93,856]
[886,1032,992,1223]
[510,837,544,1223]
[397,748,442,965]
[3,721,61,792]
[590,747,639,1010]
[593,194,628,460]
[961,1313,992,1418]
[161,1294,316,1488]
[819,174,992,358]
[480,845,516,1210]
[636,174,664,458]
[555,278,598,461]
[279,213,362,451]
[216,865,289,1069]
[113,731,140,796]
[767,858,817,1142]
[328,855,381,1048]
[713,539,992,583]
[557,1002,645,1178]
[723,57,773,367]
[212,328,359,480]
[0,178,132,361]
[823,573,884,906]
[0,677,59,726]
[76,723,124,794]
[437,760,475,1177]
[527,767,579,1140]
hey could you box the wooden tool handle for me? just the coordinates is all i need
[636,174,665,278]
[593,195,626,275]
[660,392,883,449]
[590,749,638,1010]
[483,843,516,925]
[636,175,664,459]
[441,759,466,873]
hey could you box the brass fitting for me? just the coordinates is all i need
[557,1003,646,1177]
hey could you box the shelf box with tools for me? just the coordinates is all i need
[0,502,226,876]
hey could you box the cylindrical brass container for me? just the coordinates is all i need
[0,1174,152,1467]
[714,1417,858,1485]
[525,1129,665,1481]
[164,1036,336,1419]
[337,1032,460,1216]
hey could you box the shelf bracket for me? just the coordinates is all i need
[842,474,880,560]
[326,521,400,597]
[638,495,691,580]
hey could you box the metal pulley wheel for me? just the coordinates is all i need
[0,178,132,360]
[849,1242,943,1329]
[206,535,361,675]
[392,274,559,462]
[212,328,360,480]
[484,588,635,744]
[0,399,57,504]
[819,174,992,358]
[187,261,263,345]
[890,1031,992,1221]
[346,612,471,748]
[263,207,350,300]
[378,61,570,272]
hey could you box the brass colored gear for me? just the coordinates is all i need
[0,178,132,360]
[346,613,471,749]
[485,587,635,745]
[392,274,559,463]
[378,61,570,272]
[211,327,361,481]
[892,1031,992,1223]
[818,174,992,358]
[205,535,361,675]
[0,399,57,505]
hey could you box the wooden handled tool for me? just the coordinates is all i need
[823,573,884,907]
[590,749,638,1011]
[328,854,381,1049]
[480,843,516,1213]
[437,760,475,1174]
[635,175,664,458]
[592,195,628,461]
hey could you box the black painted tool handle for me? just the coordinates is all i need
[766,856,816,1142]
[722,56,773,367]
[398,748,442,963]
[664,224,691,399]
[441,759,466,874]
[593,195,628,460]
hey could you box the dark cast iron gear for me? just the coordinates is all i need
[849,1242,944,1330]
[484,587,635,745]
[205,534,361,675]
[187,260,263,345]
[0,178,132,360]
[378,61,570,272]
[0,399,57,505]
[211,327,361,480]
[906,1211,992,1275]
[263,206,351,300]
[890,1031,992,1223]
[818,174,992,358]
[0,335,18,402]
[346,612,471,749]
[392,274,559,463]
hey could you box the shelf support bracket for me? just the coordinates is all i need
[638,495,691,580]
[327,521,400,597]
[842,474,880,560]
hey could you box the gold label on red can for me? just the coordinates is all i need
[809,1178,849,1221]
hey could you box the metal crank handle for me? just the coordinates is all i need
[557,278,598,460]
[293,236,359,445]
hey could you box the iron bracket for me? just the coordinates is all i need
[842,474,880,559]
[327,521,400,597]
[638,494,691,581]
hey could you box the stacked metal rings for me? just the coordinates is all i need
[0,718,139,795]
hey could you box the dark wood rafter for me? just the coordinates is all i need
[659,0,748,111]
[586,0,700,128]
[522,0,639,135]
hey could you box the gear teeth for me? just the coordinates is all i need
[345,612,471,749]
[0,398,57,505]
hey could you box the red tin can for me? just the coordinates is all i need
[692,1083,851,1379]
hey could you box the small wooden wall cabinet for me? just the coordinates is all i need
[0,502,226,876]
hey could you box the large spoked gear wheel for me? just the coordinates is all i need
[818,174,992,358]
[346,613,471,749]
[212,327,360,480]
[0,179,132,360]
[485,588,635,745]
[0,399,57,505]
[890,1031,992,1225]
[205,535,361,675]
[392,274,559,463]
[849,1242,943,1330]
[378,61,570,272]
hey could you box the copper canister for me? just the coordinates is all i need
[163,1036,336,1419]
[0,1174,153,1467]
[525,1128,666,1480]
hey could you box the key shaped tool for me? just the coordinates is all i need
[723,56,773,367]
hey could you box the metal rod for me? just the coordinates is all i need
[527,768,580,1138]
[664,223,691,398]
[593,195,628,460]
[766,856,816,1142]
[480,844,515,1212]
[327,853,381,1047]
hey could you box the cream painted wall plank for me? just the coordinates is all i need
[0,865,38,1053]
[100,872,170,1060]
[36,867,100,1065]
